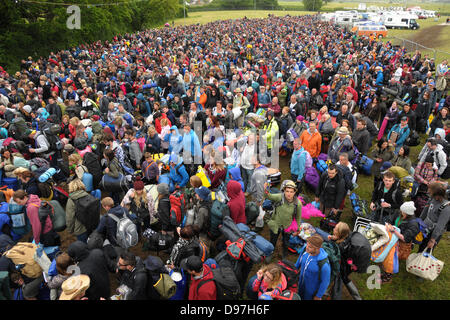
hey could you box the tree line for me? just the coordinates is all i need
[0,0,183,73]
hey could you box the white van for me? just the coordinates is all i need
[383,15,420,29]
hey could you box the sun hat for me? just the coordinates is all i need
[59,275,90,300]
[337,127,349,135]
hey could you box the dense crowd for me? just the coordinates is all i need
[0,14,449,301]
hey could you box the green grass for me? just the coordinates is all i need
[174,10,310,26]
[279,1,450,13]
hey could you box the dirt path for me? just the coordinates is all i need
[409,25,448,48]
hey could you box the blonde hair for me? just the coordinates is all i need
[261,263,283,289]
[68,153,82,165]
[133,189,148,209]
[147,125,156,136]
[69,117,80,126]
[160,118,169,127]
[333,222,350,244]
[68,178,86,194]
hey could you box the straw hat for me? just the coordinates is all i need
[59,275,90,300]
[337,127,349,135]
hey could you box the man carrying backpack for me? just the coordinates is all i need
[115,251,148,300]
[295,234,331,300]
[370,171,404,224]
[96,197,130,249]
[193,186,212,242]
[418,182,450,252]
[336,152,357,210]
[315,164,347,218]
[181,255,217,300]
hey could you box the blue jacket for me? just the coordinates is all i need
[182,129,202,159]
[228,166,245,192]
[169,162,190,188]
[145,133,161,154]
[376,71,384,86]
[291,147,307,180]
[164,126,183,154]
[295,246,331,300]
[387,124,410,148]
[96,205,128,247]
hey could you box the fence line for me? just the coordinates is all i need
[390,36,450,62]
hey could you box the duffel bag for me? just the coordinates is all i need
[99,174,129,193]
[237,223,274,257]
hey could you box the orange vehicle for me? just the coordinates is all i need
[351,25,388,39]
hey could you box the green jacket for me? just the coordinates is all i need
[266,193,302,234]
[66,190,90,236]
[263,119,279,150]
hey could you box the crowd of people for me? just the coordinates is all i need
[0,13,449,301]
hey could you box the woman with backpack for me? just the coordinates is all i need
[68,153,88,181]
[13,168,41,198]
[382,201,420,283]
[265,180,302,259]
[120,177,155,235]
[166,224,201,270]
[65,179,93,243]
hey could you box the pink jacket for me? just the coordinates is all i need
[26,195,52,244]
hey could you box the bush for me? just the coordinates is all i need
[303,0,323,11]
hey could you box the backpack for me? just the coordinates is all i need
[336,164,354,191]
[197,267,241,300]
[137,100,147,115]
[82,152,103,189]
[209,200,230,239]
[108,213,138,249]
[73,193,101,233]
[273,290,301,300]
[38,200,66,233]
[143,255,176,300]
[4,243,42,279]
[245,201,259,225]
[277,259,299,293]
[40,123,63,152]
[175,238,208,266]
[413,218,430,245]
[341,231,372,273]
[320,241,341,282]
[169,190,186,226]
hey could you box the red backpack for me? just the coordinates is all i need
[169,190,186,226]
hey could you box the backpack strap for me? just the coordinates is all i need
[108,214,120,223]
[314,257,329,298]
[196,278,214,296]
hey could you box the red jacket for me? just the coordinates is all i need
[188,264,217,300]
[155,114,171,134]
[227,180,246,225]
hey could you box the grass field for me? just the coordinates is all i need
[172,9,450,299]
[279,1,450,12]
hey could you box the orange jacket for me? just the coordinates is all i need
[300,129,322,158]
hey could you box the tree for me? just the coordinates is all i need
[303,0,322,11]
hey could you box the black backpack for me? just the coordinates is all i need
[197,267,241,300]
[83,152,103,188]
[341,231,372,273]
[336,164,354,191]
[137,100,147,115]
[41,123,62,151]
[74,193,101,233]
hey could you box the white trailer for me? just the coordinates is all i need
[382,14,420,29]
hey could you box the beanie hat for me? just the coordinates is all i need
[195,186,211,201]
[133,177,145,191]
[380,161,392,173]
[400,201,416,216]
[296,115,304,122]
[306,234,323,248]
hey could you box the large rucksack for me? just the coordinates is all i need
[169,189,186,226]
[277,259,299,293]
[38,200,66,233]
[341,231,372,273]
[73,193,101,233]
[245,201,259,225]
[208,200,230,239]
[82,152,103,189]
[143,255,176,300]
[40,123,63,152]
[336,164,355,191]
[197,266,241,300]
[320,241,341,282]
[175,238,208,266]
[108,213,138,249]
